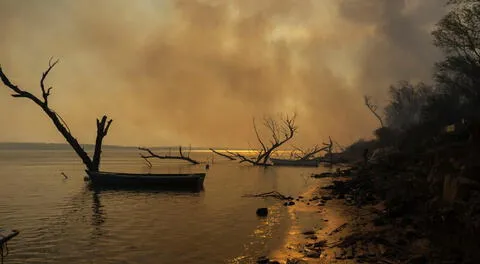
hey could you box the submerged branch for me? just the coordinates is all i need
[139,146,200,165]
[209,148,236,160]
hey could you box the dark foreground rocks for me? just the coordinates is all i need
[256,208,268,217]
[316,132,480,263]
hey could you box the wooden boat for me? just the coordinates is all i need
[85,170,206,189]
[270,158,321,167]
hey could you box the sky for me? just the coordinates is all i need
[0,0,446,148]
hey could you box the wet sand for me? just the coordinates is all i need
[271,177,382,263]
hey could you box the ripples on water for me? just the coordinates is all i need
[0,147,327,263]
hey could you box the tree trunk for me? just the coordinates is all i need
[0,60,112,172]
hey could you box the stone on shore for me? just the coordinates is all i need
[256,208,268,217]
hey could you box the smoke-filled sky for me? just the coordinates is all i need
[0,0,445,148]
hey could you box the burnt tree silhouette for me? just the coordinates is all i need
[364,95,385,128]
[229,114,298,166]
[139,146,200,165]
[291,141,331,161]
[0,59,112,172]
[209,148,237,160]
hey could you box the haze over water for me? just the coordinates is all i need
[0,144,328,263]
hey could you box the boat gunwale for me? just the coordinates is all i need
[86,170,206,178]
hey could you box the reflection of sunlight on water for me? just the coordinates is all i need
[1,149,326,263]
[229,204,283,264]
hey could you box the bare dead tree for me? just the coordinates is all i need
[291,144,330,160]
[228,114,298,166]
[139,146,200,165]
[313,136,336,165]
[364,95,385,128]
[0,59,112,172]
[209,148,236,160]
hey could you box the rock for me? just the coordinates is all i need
[298,195,304,199]
[321,195,332,200]
[337,194,345,199]
[306,202,310,205]
[286,258,308,264]
[312,172,333,178]
[305,251,321,258]
[268,261,280,264]
[306,234,318,240]
[256,256,269,264]
[288,201,295,206]
[302,230,315,235]
[256,208,268,217]
[313,240,327,248]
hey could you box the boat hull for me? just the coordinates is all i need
[86,171,206,190]
[270,158,320,167]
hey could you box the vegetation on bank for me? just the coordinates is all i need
[334,1,480,262]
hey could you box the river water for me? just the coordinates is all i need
[0,145,327,263]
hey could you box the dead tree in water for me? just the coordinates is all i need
[291,144,330,160]
[209,148,236,160]
[0,59,112,172]
[228,114,298,166]
[364,95,384,128]
[139,146,200,165]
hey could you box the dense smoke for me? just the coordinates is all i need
[0,0,445,147]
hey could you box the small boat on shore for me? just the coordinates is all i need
[85,170,206,189]
[270,158,321,167]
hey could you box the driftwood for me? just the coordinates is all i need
[139,146,200,165]
[0,59,112,172]
[209,148,236,160]
[243,191,292,200]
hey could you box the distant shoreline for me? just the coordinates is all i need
[0,142,292,153]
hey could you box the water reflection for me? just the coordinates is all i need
[91,190,105,237]
[1,148,325,263]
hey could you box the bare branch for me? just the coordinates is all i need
[0,60,112,172]
[139,146,200,165]
[209,148,237,160]
[364,95,385,128]
[299,145,330,160]
[140,154,153,168]
[243,191,292,200]
[40,58,59,105]
[253,118,267,153]
[227,113,298,166]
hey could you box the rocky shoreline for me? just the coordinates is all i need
[257,159,478,264]
[262,171,378,264]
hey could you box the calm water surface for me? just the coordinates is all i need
[0,146,327,263]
